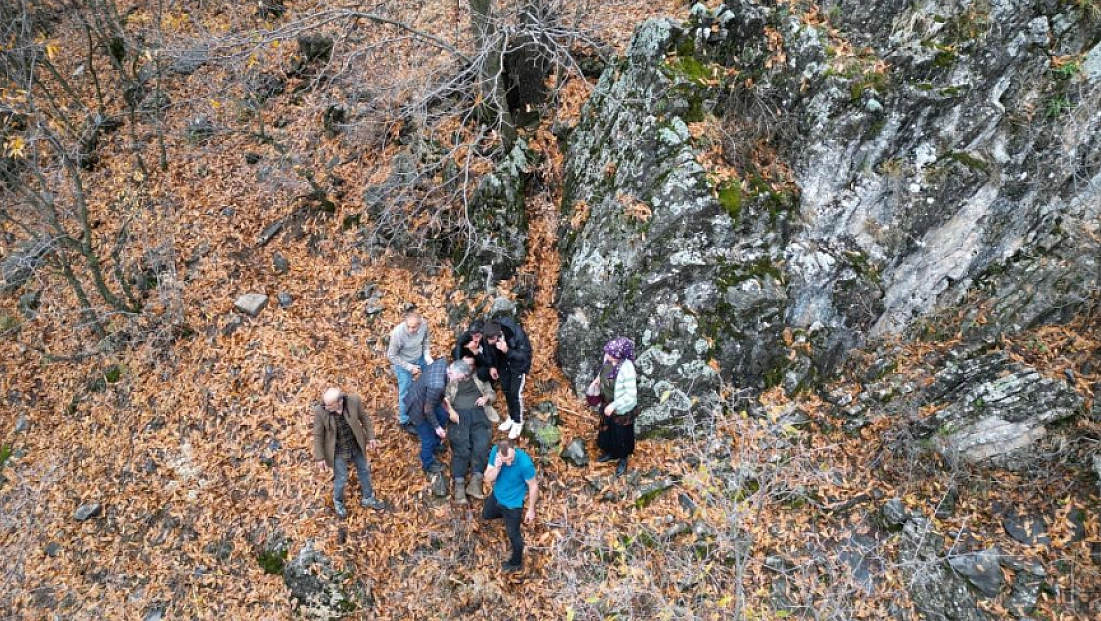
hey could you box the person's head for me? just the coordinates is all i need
[322,387,344,413]
[483,321,503,345]
[469,319,485,335]
[603,336,635,364]
[497,439,517,465]
[461,354,476,368]
[447,359,472,382]
[403,307,422,333]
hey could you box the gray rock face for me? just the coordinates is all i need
[283,540,354,619]
[948,549,1004,598]
[556,0,1101,430]
[558,19,783,432]
[457,141,530,288]
[880,498,911,530]
[923,353,1082,465]
[74,503,102,521]
[1094,454,1101,496]
[900,518,988,621]
[234,293,269,317]
[1002,511,1051,547]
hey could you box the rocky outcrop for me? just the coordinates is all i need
[900,517,988,621]
[556,1,1101,431]
[456,140,530,288]
[919,353,1082,466]
[283,541,357,619]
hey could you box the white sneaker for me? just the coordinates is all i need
[508,421,523,440]
[498,419,514,433]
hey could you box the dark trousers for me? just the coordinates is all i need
[482,493,523,565]
[498,369,526,423]
[414,403,450,471]
[333,446,373,503]
[450,407,491,478]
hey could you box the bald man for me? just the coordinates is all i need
[312,387,385,518]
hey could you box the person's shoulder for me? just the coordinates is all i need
[621,359,636,373]
[388,323,404,337]
[346,393,363,407]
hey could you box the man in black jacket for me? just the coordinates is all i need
[483,318,532,440]
[452,320,495,383]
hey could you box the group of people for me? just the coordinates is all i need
[311,307,639,573]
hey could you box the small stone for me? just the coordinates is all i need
[277,293,293,308]
[244,152,261,165]
[880,498,910,529]
[234,293,269,317]
[257,221,283,246]
[678,492,698,514]
[143,608,165,621]
[365,303,384,315]
[45,542,61,557]
[74,502,102,521]
[14,415,28,433]
[1064,368,1075,384]
[221,206,236,217]
[635,479,676,508]
[560,438,588,467]
[272,252,290,274]
[865,98,883,113]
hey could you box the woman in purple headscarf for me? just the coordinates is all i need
[587,336,638,477]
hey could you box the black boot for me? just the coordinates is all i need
[596,453,615,463]
[615,457,628,477]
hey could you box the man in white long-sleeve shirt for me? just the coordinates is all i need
[387,307,433,431]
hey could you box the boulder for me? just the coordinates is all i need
[234,293,269,317]
[283,540,356,619]
[923,353,1083,466]
[560,439,588,467]
[455,141,530,288]
[1002,511,1051,547]
[947,549,1004,598]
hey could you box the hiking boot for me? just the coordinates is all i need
[615,457,629,478]
[497,418,514,433]
[453,477,468,505]
[360,496,386,511]
[426,461,443,474]
[400,423,417,436]
[466,473,486,500]
[508,420,524,440]
[333,500,348,519]
[502,560,522,573]
[430,473,448,498]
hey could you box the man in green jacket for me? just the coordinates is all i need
[313,387,385,518]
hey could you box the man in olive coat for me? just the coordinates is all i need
[313,387,385,517]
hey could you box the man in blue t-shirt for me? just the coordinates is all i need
[482,439,538,572]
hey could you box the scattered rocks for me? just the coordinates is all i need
[490,296,517,318]
[44,542,61,557]
[947,548,1004,598]
[143,607,165,621]
[523,416,561,455]
[900,518,985,621]
[14,415,28,433]
[560,438,588,467]
[635,478,676,508]
[234,293,269,317]
[1006,573,1044,617]
[74,502,102,521]
[277,293,294,308]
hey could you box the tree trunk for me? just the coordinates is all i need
[469,0,516,146]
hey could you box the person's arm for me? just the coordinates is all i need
[484,448,502,484]
[524,477,539,523]
[474,377,496,406]
[352,396,376,444]
[609,360,638,413]
[312,408,328,470]
[422,324,433,364]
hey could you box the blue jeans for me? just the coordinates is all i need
[414,403,450,471]
[393,355,427,425]
[333,447,374,504]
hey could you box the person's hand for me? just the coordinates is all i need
[524,508,535,523]
[493,450,504,469]
[424,353,434,365]
[475,396,488,407]
[316,460,328,473]
[465,341,479,353]
[411,365,422,377]
[495,339,508,353]
[604,404,615,416]
[435,426,446,439]
[449,409,459,424]
[490,368,499,381]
